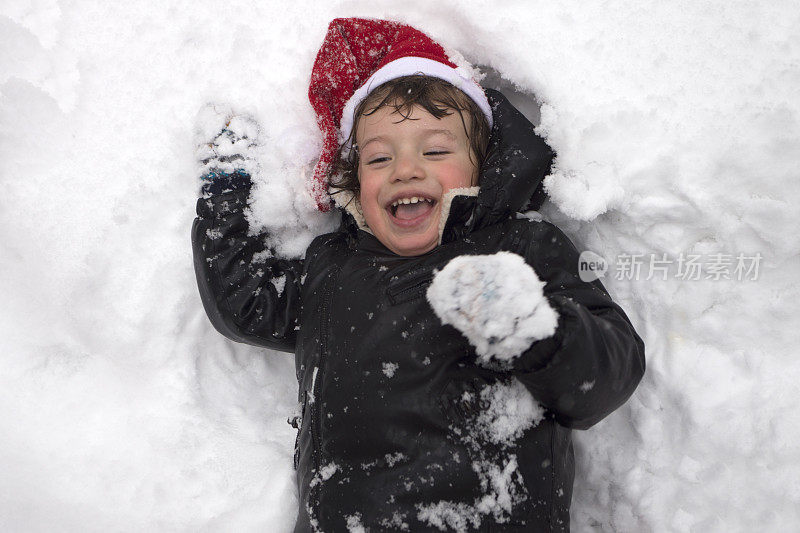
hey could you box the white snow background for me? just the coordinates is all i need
[1,0,799,531]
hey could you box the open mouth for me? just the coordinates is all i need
[387,196,437,222]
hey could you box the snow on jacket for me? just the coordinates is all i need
[192,90,646,532]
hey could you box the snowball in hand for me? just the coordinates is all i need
[426,252,558,364]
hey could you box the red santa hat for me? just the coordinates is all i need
[308,17,493,211]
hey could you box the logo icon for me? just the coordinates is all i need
[578,251,607,282]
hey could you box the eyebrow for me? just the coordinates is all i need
[360,129,457,151]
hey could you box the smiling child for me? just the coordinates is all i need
[192,17,645,532]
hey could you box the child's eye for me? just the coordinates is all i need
[424,150,450,157]
[366,156,391,165]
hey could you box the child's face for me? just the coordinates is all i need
[357,104,478,256]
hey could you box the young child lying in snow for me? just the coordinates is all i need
[192,17,645,533]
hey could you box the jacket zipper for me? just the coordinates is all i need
[312,280,333,467]
[309,270,335,524]
[386,271,434,305]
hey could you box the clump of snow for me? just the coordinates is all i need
[382,361,399,378]
[360,452,407,471]
[205,227,224,240]
[515,210,544,223]
[474,379,545,447]
[426,252,558,363]
[247,163,339,260]
[345,513,366,533]
[441,44,486,85]
[385,452,407,467]
[307,367,321,406]
[251,249,274,263]
[309,462,339,488]
[319,462,339,481]
[473,455,522,517]
[416,501,481,533]
[379,511,410,531]
[271,274,287,298]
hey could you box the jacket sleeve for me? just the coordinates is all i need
[192,173,302,353]
[511,221,646,430]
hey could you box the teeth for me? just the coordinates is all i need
[391,197,432,207]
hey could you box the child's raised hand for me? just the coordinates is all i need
[426,252,558,365]
[193,103,261,178]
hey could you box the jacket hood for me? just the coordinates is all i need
[334,88,555,247]
[441,88,555,243]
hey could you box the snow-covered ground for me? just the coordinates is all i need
[2,1,799,531]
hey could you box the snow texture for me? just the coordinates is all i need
[2,1,800,532]
[426,252,558,364]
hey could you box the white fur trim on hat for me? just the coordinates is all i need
[339,56,493,145]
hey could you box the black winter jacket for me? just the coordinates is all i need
[192,90,645,532]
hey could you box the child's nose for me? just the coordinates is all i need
[391,154,424,182]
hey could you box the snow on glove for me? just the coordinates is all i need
[426,251,559,365]
[194,103,261,181]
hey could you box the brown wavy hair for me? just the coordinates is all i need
[329,75,491,199]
